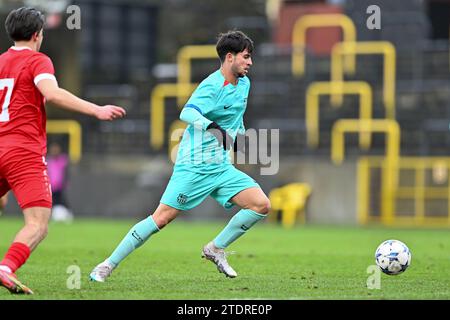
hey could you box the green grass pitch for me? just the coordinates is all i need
[0,217,449,299]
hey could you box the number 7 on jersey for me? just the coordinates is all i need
[0,78,14,122]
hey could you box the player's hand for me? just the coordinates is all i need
[95,105,126,121]
[207,122,233,151]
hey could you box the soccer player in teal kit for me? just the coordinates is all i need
[90,30,271,281]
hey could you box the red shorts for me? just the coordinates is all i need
[0,148,52,209]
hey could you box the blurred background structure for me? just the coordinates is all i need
[0,0,449,227]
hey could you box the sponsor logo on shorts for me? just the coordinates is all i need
[177,193,188,205]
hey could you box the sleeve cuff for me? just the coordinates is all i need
[34,73,57,86]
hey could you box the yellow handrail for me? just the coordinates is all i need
[177,45,218,84]
[306,81,373,149]
[46,120,82,163]
[150,83,197,150]
[358,156,450,227]
[414,161,426,223]
[331,119,400,225]
[330,41,396,119]
[291,14,356,77]
[177,45,217,105]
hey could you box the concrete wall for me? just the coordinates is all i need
[268,157,357,224]
[3,155,358,224]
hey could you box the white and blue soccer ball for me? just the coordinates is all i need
[375,240,411,275]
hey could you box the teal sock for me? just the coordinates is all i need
[213,209,266,249]
[108,216,160,266]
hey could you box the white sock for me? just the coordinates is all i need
[0,265,12,273]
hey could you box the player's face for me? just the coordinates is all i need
[231,48,252,78]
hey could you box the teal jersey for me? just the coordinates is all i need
[176,69,249,173]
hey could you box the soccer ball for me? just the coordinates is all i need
[375,239,411,275]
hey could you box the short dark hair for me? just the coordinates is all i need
[5,7,45,42]
[216,30,254,63]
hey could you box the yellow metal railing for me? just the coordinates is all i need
[331,119,400,225]
[291,14,356,76]
[177,45,218,84]
[306,81,373,149]
[46,120,82,163]
[358,156,450,227]
[177,45,217,105]
[330,41,396,119]
[150,83,197,150]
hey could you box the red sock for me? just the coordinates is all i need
[0,242,31,273]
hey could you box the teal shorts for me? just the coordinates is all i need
[160,165,260,211]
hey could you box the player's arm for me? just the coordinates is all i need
[180,106,233,150]
[179,105,212,129]
[0,192,8,210]
[36,79,126,121]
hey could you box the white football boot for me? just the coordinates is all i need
[201,241,237,278]
[89,259,115,282]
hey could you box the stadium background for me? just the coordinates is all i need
[0,0,449,228]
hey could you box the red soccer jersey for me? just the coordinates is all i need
[0,46,56,155]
